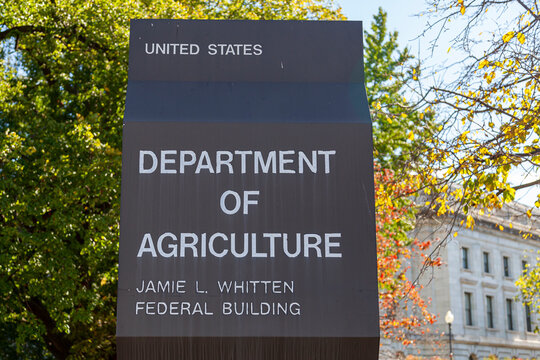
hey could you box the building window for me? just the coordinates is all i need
[506,299,514,330]
[525,304,532,332]
[522,260,528,274]
[465,292,473,326]
[483,252,490,273]
[503,256,510,277]
[486,295,494,329]
[462,247,470,270]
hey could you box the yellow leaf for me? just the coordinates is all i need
[460,5,465,14]
[408,131,414,141]
[478,59,489,69]
[517,32,525,44]
[466,215,475,228]
[499,225,504,231]
[502,31,515,43]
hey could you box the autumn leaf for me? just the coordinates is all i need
[502,31,515,42]
[478,59,489,69]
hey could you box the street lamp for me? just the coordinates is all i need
[445,310,454,360]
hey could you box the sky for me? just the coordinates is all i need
[338,0,429,51]
[337,0,462,81]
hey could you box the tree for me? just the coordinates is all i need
[366,8,439,345]
[418,0,540,222]
[517,252,540,332]
[366,8,437,171]
[416,0,540,331]
[375,167,438,345]
[0,1,344,359]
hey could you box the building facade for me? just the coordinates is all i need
[383,207,540,359]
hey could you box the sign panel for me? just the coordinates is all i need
[118,20,379,359]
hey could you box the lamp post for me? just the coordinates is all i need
[445,310,454,360]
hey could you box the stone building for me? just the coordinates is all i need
[383,205,540,359]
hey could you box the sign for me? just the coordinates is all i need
[117,19,379,359]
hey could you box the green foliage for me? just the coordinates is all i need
[365,7,436,170]
[0,1,343,359]
[366,9,438,345]
[517,252,540,332]
[0,321,54,360]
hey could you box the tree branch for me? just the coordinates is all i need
[513,179,540,191]
[515,0,540,21]
[0,26,46,42]
[26,297,73,360]
[0,25,111,56]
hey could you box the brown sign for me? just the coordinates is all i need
[118,20,379,359]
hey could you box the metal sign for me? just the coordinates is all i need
[117,19,379,359]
